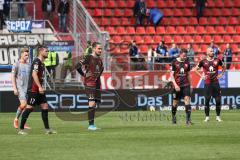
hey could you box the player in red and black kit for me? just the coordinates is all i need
[18,45,56,135]
[194,47,226,122]
[171,49,192,125]
[76,42,104,131]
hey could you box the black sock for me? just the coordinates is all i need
[20,108,32,129]
[88,107,95,125]
[172,106,177,118]
[216,97,221,116]
[185,105,191,121]
[205,97,211,117]
[41,109,50,129]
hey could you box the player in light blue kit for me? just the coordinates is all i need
[11,48,31,129]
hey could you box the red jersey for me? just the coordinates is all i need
[79,55,104,87]
[198,58,223,84]
[27,58,45,92]
[172,58,191,87]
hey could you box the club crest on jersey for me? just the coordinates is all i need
[209,66,214,72]
[34,64,38,70]
[180,68,185,74]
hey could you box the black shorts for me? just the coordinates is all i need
[85,86,101,102]
[27,92,47,106]
[204,83,221,98]
[173,85,191,100]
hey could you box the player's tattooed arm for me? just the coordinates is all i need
[171,71,180,91]
[193,62,206,80]
[33,62,44,94]
[75,55,90,77]
[218,60,226,79]
[11,63,18,95]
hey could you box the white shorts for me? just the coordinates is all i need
[18,88,27,101]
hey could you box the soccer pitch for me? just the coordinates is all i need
[0,111,240,160]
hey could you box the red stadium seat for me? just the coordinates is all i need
[199,17,208,25]
[136,27,146,35]
[100,18,109,26]
[121,18,131,25]
[124,9,133,17]
[147,0,156,8]
[192,44,199,52]
[221,8,231,16]
[126,27,135,34]
[112,36,122,43]
[219,17,228,25]
[97,0,105,8]
[223,35,233,43]
[179,17,189,25]
[105,26,116,34]
[163,35,173,44]
[203,35,212,43]
[156,26,166,34]
[104,9,113,17]
[229,17,238,25]
[186,0,194,7]
[134,35,144,44]
[213,35,222,43]
[163,9,173,17]
[193,35,203,43]
[233,0,240,7]
[93,9,103,16]
[215,26,225,34]
[196,26,205,34]
[226,26,235,34]
[157,0,166,8]
[153,35,162,43]
[176,26,186,34]
[208,17,218,25]
[87,0,97,8]
[183,35,193,43]
[206,26,216,34]
[173,9,183,16]
[176,0,185,8]
[118,0,127,8]
[139,45,149,53]
[166,26,176,34]
[182,8,192,17]
[146,26,156,34]
[173,36,183,44]
[232,35,240,43]
[207,0,215,7]
[106,0,117,8]
[224,0,233,7]
[215,0,224,7]
[204,9,212,16]
[110,18,121,26]
[231,8,240,16]
[126,1,135,8]
[236,26,240,34]
[186,26,196,34]
[160,18,169,25]
[200,45,208,52]
[143,36,153,44]
[99,26,105,31]
[169,17,179,26]
[189,17,198,25]
[114,9,123,17]
[122,35,132,42]
[232,44,239,52]
[166,0,175,8]
[211,8,222,16]
[116,27,126,35]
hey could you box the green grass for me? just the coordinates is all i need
[0,110,240,160]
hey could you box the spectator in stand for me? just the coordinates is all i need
[58,0,69,32]
[147,8,164,30]
[3,0,10,20]
[129,41,140,70]
[84,41,93,56]
[42,0,55,22]
[17,0,26,19]
[193,0,207,23]
[133,0,147,26]
[187,43,195,66]
[168,43,180,63]
[209,41,220,58]
[147,46,157,70]
[156,41,168,70]
[223,43,232,70]
[0,0,3,30]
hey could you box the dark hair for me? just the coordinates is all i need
[87,41,92,45]
[37,45,47,55]
[92,42,101,48]
[180,48,188,54]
